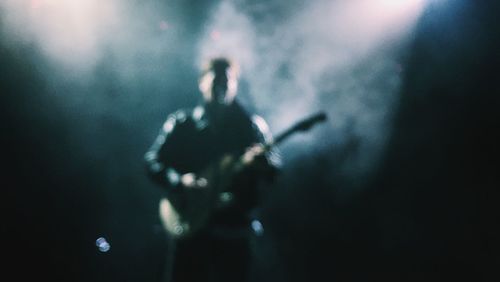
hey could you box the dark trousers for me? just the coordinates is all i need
[165,227,255,282]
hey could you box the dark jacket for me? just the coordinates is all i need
[145,101,280,227]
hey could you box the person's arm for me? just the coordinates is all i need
[144,111,209,191]
[144,113,181,189]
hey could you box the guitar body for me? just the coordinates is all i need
[159,161,235,239]
[159,197,190,238]
[159,180,216,239]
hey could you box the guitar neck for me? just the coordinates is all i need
[237,111,327,165]
[271,126,297,147]
[264,111,327,150]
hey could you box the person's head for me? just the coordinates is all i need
[198,57,239,105]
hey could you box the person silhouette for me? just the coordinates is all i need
[144,57,280,282]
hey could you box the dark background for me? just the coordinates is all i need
[2,0,499,281]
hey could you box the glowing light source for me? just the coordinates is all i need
[210,30,221,41]
[251,219,264,236]
[95,237,110,252]
[377,0,427,26]
[4,0,122,69]
[373,0,427,23]
[30,0,42,9]
[31,0,57,9]
[320,0,427,54]
[378,0,426,9]
[159,20,169,30]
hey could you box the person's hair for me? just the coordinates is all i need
[201,57,240,77]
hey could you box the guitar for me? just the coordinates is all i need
[159,111,328,239]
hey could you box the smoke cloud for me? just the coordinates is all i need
[198,0,426,186]
[0,0,425,194]
[0,0,198,137]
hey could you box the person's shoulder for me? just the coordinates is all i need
[169,108,193,121]
[250,113,282,167]
[230,100,272,137]
[250,114,273,143]
[171,106,206,121]
[250,114,270,133]
[162,107,197,132]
